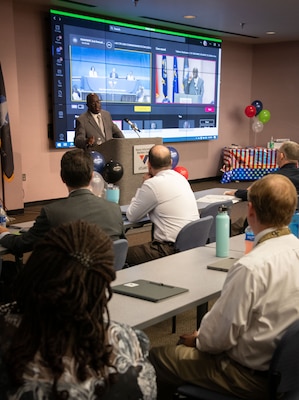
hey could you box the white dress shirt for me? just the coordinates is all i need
[126,169,199,243]
[197,231,299,370]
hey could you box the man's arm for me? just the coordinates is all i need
[74,116,95,148]
[112,122,124,138]
[196,263,253,353]
[126,180,157,222]
[225,189,248,201]
[0,208,51,256]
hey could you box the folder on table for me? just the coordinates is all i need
[112,279,188,302]
[207,257,239,272]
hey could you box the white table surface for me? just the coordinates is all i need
[194,187,240,211]
[109,245,244,329]
[206,233,245,253]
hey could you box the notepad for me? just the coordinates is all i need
[112,279,188,302]
[207,257,239,272]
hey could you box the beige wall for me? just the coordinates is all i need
[1,0,299,210]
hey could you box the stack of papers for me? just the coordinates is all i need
[196,195,239,204]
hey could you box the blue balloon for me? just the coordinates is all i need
[251,100,263,116]
[90,151,106,174]
[167,146,180,169]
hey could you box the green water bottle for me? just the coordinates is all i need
[216,205,230,257]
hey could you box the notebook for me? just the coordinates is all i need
[207,257,239,272]
[112,279,188,302]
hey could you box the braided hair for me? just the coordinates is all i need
[6,220,116,395]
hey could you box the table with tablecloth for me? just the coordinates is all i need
[221,147,278,183]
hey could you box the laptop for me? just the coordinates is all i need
[207,257,239,272]
[112,279,188,302]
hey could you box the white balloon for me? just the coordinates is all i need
[90,171,105,197]
[252,120,264,133]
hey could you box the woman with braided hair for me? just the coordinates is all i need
[0,220,156,399]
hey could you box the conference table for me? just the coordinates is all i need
[206,233,245,252]
[121,187,239,230]
[109,243,244,330]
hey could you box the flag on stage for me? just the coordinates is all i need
[172,56,178,102]
[0,64,14,181]
[162,55,168,99]
[183,57,189,94]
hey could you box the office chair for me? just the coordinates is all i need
[113,239,129,271]
[171,216,213,333]
[175,216,214,252]
[200,200,233,243]
[175,318,299,400]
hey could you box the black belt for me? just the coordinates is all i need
[153,240,174,247]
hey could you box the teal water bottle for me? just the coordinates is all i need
[216,205,230,257]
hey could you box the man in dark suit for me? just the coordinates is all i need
[74,93,124,149]
[0,149,126,256]
[185,67,204,102]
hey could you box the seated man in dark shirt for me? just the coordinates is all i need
[225,141,299,201]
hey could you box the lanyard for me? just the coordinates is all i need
[256,227,291,246]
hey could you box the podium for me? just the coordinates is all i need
[96,137,162,205]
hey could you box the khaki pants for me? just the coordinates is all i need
[149,345,268,400]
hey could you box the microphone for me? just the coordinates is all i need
[124,118,141,134]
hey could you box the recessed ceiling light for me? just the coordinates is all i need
[184,15,196,19]
[266,31,276,35]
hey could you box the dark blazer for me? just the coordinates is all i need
[235,163,299,201]
[75,109,124,149]
[0,189,125,256]
[188,77,204,101]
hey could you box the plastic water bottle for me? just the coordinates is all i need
[216,205,230,257]
[0,204,7,227]
[244,225,255,254]
[289,212,299,238]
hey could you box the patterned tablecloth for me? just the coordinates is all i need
[221,147,278,183]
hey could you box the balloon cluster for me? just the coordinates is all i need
[90,151,124,196]
[167,146,189,180]
[244,100,271,133]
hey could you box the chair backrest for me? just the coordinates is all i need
[200,200,233,243]
[268,319,299,399]
[175,215,214,252]
[112,239,129,271]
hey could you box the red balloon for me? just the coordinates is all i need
[244,105,256,118]
[174,165,189,180]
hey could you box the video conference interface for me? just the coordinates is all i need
[50,9,222,148]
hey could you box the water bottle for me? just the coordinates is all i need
[0,204,7,227]
[289,212,299,238]
[244,225,255,254]
[216,205,230,257]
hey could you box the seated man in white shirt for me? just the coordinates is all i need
[126,145,199,266]
[149,174,299,399]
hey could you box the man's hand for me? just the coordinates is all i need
[0,226,9,234]
[177,330,198,347]
[142,173,152,182]
[224,190,237,196]
[87,136,95,146]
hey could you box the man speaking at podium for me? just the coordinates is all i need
[75,93,124,149]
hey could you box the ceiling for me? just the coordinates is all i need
[18,0,299,45]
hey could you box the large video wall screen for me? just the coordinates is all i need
[50,9,222,148]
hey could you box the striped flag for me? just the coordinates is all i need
[0,64,14,181]
[161,55,168,98]
[172,56,178,102]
